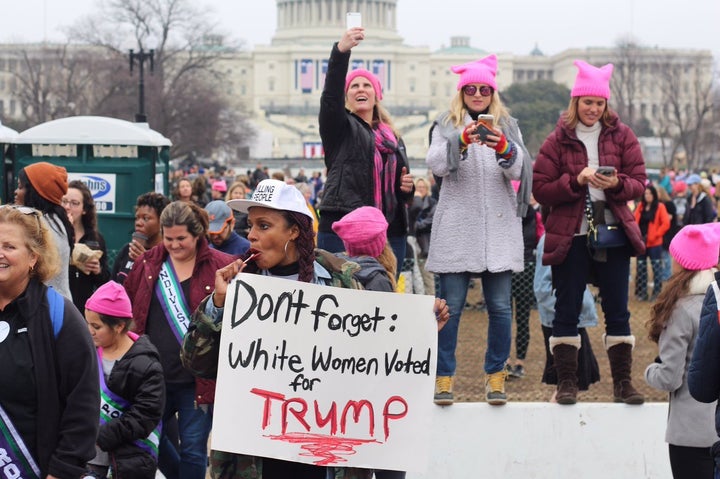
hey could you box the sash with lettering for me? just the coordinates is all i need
[97,337,161,460]
[155,259,192,344]
[0,401,42,479]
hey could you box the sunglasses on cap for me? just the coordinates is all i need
[462,85,494,97]
[0,204,42,232]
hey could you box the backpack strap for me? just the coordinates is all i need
[46,287,65,338]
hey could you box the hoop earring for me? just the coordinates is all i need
[283,240,290,260]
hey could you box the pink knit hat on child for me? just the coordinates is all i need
[571,60,614,99]
[669,224,720,271]
[451,54,498,91]
[85,281,133,318]
[332,206,388,258]
[345,69,383,101]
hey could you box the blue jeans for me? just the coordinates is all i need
[551,235,632,337]
[436,271,512,376]
[158,382,213,479]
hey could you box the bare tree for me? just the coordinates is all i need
[652,53,716,171]
[6,0,255,159]
[610,37,644,134]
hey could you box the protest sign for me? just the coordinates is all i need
[212,273,437,471]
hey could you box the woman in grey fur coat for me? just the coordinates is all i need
[426,54,529,407]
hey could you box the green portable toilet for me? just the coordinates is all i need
[0,121,19,204]
[11,116,172,267]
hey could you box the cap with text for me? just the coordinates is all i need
[227,179,312,219]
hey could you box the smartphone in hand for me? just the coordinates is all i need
[346,12,361,29]
[596,166,616,176]
[474,114,495,142]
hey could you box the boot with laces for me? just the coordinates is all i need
[434,376,454,405]
[485,369,508,405]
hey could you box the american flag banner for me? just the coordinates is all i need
[303,142,325,159]
[320,60,328,89]
[372,59,387,92]
[350,59,365,71]
[300,59,314,93]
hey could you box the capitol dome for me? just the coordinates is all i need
[272,0,402,45]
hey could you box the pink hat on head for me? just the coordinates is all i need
[332,206,388,258]
[571,60,614,99]
[669,224,720,271]
[451,54,498,91]
[345,69,383,101]
[212,180,227,192]
[85,281,133,318]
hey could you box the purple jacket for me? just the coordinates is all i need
[533,112,646,265]
[124,236,234,404]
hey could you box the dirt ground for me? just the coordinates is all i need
[452,277,668,403]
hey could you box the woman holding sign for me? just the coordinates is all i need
[124,201,234,479]
[181,179,450,479]
[0,204,99,478]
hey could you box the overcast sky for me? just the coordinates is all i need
[3,0,719,57]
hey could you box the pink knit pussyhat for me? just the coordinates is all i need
[451,54,498,91]
[332,206,388,258]
[345,69,383,101]
[669,224,720,271]
[85,280,133,318]
[571,60,614,99]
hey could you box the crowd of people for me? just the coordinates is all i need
[1,25,719,479]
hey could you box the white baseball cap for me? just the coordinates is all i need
[227,179,312,219]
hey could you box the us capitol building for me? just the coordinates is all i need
[0,0,713,162]
[222,0,712,161]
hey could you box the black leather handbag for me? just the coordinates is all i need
[585,194,628,249]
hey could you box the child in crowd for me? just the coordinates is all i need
[646,225,720,479]
[85,281,165,479]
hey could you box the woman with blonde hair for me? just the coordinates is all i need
[427,54,531,406]
[0,205,99,478]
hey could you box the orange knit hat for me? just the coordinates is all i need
[24,162,68,206]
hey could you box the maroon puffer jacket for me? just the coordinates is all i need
[533,112,646,265]
[124,236,235,404]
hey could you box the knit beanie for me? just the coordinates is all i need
[85,280,133,318]
[332,206,388,258]
[345,69,383,101]
[451,54,498,91]
[24,162,68,206]
[212,179,228,192]
[669,224,720,271]
[571,60,613,99]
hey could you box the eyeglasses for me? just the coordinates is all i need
[0,204,42,232]
[61,199,82,207]
[462,85,494,97]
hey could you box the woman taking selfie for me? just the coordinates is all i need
[318,26,414,271]
[533,60,647,405]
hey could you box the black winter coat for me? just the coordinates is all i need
[97,335,165,479]
[318,43,413,237]
[69,230,111,312]
[12,279,100,478]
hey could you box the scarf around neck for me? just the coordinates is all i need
[373,123,398,223]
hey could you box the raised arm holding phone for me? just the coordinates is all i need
[317,25,414,274]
